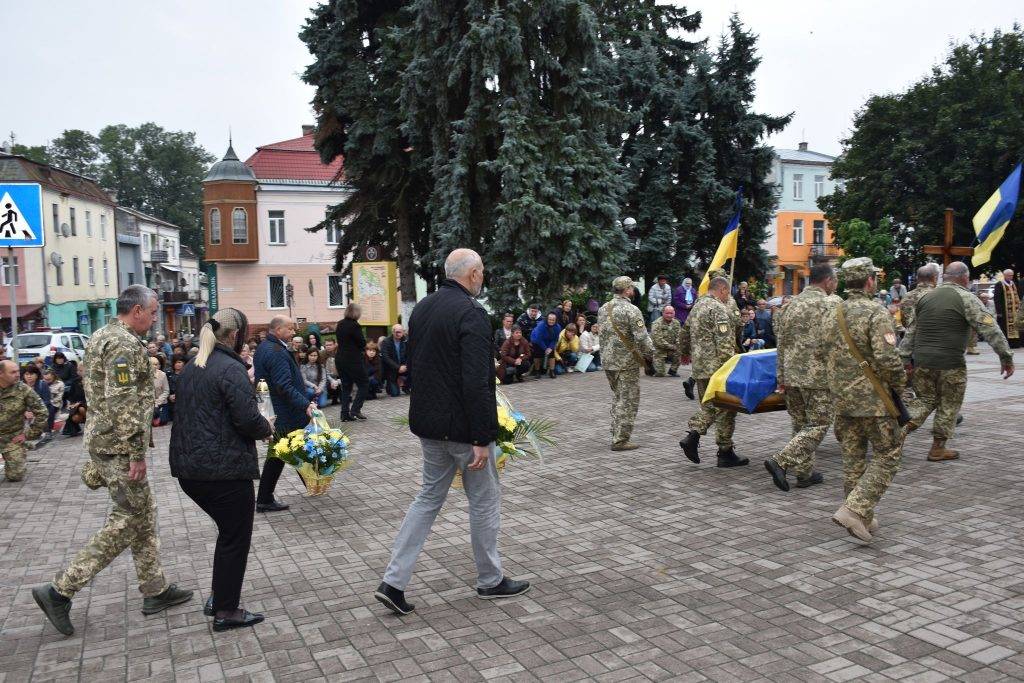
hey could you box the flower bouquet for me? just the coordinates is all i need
[269,409,352,496]
[451,389,555,489]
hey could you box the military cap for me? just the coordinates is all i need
[612,276,638,292]
[839,256,882,281]
[708,268,730,280]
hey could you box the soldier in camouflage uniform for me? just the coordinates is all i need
[680,269,740,400]
[598,276,655,451]
[678,277,747,467]
[0,360,47,482]
[764,264,840,492]
[33,286,192,637]
[827,258,907,543]
[650,306,681,377]
[900,261,1014,461]
[900,263,940,336]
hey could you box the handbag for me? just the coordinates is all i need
[836,304,911,426]
[602,303,656,376]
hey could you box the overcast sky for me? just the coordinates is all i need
[6,1,1022,163]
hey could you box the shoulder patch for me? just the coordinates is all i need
[635,318,645,330]
[113,356,132,386]
[982,315,994,326]
[718,322,730,334]
[884,333,896,346]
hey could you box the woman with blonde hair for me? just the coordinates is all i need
[169,308,273,632]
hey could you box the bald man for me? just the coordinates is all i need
[0,360,47,482]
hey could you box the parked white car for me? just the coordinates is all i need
[4,331,90,365]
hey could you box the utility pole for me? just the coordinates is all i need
[6,246,18,359]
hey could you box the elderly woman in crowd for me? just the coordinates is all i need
[151,356,171,426]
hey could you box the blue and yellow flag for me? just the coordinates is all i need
[702,349,778,413]
[972,162,1021,268]
[699,189,742,295]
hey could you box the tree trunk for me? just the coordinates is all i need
[395,194,418,324]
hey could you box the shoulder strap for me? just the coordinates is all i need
[603,302,645,365]
[836,304,899,419]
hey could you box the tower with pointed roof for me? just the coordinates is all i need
[202,140,258,263]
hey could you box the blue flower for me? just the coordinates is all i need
[512,411,524,422]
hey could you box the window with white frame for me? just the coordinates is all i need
[792,174,804,200]
[792,218,804,245]
[812,219,826,245]
[232,208,248,243]
[100,213,107,240]
[73,257,80,285]
[210,208,222,244]
[85,210,92,236]
[88,257,95,285]
[103,257,110,286]
[70,207,77,235]
[328,275,346,307]
[269,210,286,244]
[267,275,286,309]
[0,256,18,286]
[325,213,340,244]
[814,175,825,199]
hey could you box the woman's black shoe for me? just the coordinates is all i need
[212,609,264,632]
[353,412,367,420]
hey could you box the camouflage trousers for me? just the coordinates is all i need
[652,349,680,377]
[53,455,167,599]
[605,367,640,445]
[834,416,902,522]
[0,436,27,482]
[687,378,735,447]
[774,388,831,479]
[909,367,967,440]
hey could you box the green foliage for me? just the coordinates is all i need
[822,25,1024,275]
[6,132,51,165]
[48,129,100,177]
[834,218,896,271]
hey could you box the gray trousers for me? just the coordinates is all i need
[383,438,503,591]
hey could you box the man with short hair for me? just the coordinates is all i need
[156,334,172,358]
[375,248,530,616]
[901,261,1014,461]
[754,299,775,348]
[598,277,655,451]
[650,305,681,377]
[493,314,515,359]
[678,277,747,467]
[253,316,315,512]
[900,263,940,335]
[648,275,673,323]
[764,264,840,492]
[516,304,542,342]
[888,277,908,303]
[34,285,193,636]
[0,359,47,482]
[827,258,906,542]
[380,324,411,396]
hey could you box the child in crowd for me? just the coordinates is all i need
[364,341,383,399]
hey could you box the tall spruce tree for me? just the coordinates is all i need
[301,1,430,319]
[401,0,628,310]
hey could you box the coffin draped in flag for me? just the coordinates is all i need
[701,349,783,413]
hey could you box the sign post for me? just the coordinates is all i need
[0,183,44,361]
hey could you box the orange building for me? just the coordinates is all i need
[766,143,842,296]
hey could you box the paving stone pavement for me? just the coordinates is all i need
[1,351,1023,682]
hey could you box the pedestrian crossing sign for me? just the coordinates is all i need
[0,183,45,248]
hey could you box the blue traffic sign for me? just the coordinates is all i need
[0,183,44,248]
[179,303,196,316]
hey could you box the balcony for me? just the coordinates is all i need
[162,290,189,303]
[809,243,841,262]
[149,250,169,264]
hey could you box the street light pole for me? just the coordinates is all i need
[6,246,18,359]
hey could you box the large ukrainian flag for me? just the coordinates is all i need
[698,190,742,295]
[972,162,1021,268]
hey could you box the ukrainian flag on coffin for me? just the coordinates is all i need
[702,349,778,413]
[972,162,1022,268]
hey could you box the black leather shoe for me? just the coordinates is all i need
[796,471,824,488]
[203,596,214,617]
[353,412,367,420]
[764,458,789,491]
[32,584,74,636]
[340,413,354,422]
[213,610,264,632]
[374,582,415,615]
[956,414,964,426]
[477,576,531,600]
[256,499,290,513]
[683,377,696,400]
[667,369,678,377]
[679,431,700,463]
[716,447,749,468]
[142,583,194,615]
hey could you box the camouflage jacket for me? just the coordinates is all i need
[0,381,47,440]
[650,316,682,353]
[679,296,736,379]
[826,289,907,417]
[598,295,654,371]
[775,285,840,389]
[899,282,934,335]
[900,282,1013,366]
[84,318,153,460]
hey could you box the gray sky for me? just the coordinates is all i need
[6,1,1022,163]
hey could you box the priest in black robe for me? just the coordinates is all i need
[992,269,1022,348]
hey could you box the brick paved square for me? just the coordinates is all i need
[2,352,1022,681]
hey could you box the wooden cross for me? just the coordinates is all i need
[923,208,974,267]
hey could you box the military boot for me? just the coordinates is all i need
[683,377,696,400]
[611,442,639,452]
[764,458,789,491]
[32,584,74,636]
[832,505,872,542]
[796,472,824,488]
[868,516,880,533]
[716,447,749,468]
[141,583,194,615]
[927,438,959,462]
[679,431,700,463]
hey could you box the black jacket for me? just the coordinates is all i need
[169,346,273,481]
[407,279,497,446]
[253,334,309,434]
[335,318,367,374]
[380,335,408,382]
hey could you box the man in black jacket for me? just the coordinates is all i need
[253,316,314,512]
[374,249,530,616]
[379,324,411,397]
